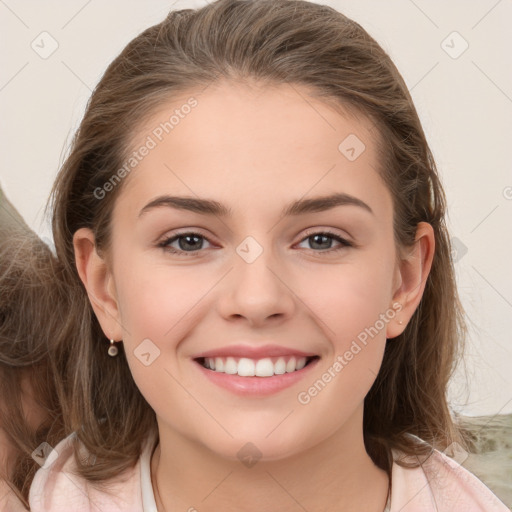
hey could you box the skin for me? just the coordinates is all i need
[0,481,27,512]
[74,80,434,511]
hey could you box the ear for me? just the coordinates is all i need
[386,222,435,339]
[73,227,124,341]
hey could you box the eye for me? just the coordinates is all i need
[296,230,353,253]
[158,231,213,256]
[158,229,353,257]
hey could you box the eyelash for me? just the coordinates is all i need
[157,229,353,257]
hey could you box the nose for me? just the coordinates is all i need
[215,241,296,327]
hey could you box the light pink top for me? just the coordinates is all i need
[28,433,509,512]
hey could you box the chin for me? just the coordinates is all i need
[202,428,314,465]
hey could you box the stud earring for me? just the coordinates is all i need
[108,339,119,357]
[393,302,404,325]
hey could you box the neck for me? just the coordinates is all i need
[151,406,390,512]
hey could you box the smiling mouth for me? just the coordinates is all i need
[194,355,320,378]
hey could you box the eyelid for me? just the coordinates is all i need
[157,227,214,244]
[300,227,353,244]
[156,229,216,255]
[158,226,354,257]
[158,226,352,244]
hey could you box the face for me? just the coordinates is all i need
[98,80,405,461]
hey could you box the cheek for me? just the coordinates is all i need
[113,262,193,412]
[295,261,393,419]
[114,255,204,340]
[296,257,394,343]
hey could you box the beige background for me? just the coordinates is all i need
[0,0,511,416]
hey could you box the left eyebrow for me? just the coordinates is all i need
[282,192,374,216]
[138,192,374,219]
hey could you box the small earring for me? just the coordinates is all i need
[108,339,119,357]
[398,320,404,325]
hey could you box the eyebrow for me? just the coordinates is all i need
[138,192,374,219]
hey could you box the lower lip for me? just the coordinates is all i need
[193,358,320,397]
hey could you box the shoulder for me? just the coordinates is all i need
[28,433,144,512]
[389,444,510,511]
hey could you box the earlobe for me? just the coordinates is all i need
[386,222,435,339]
[73,227,124,341]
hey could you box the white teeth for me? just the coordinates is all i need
[255,358,274,377]
[274,358,286,374]
[286,356,296,373]
[237,358,255,376]
[296,357,306,370]
[224,357,238,374]
[214,357,224,372]
[202,356,311,377]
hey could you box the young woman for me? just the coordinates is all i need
[23,0,509,510]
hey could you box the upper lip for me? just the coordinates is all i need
[192,344,318,360]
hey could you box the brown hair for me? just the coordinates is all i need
[44,0,473,493]
[0,227,67,507]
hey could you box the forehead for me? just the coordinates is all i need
[114,80,392,223]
